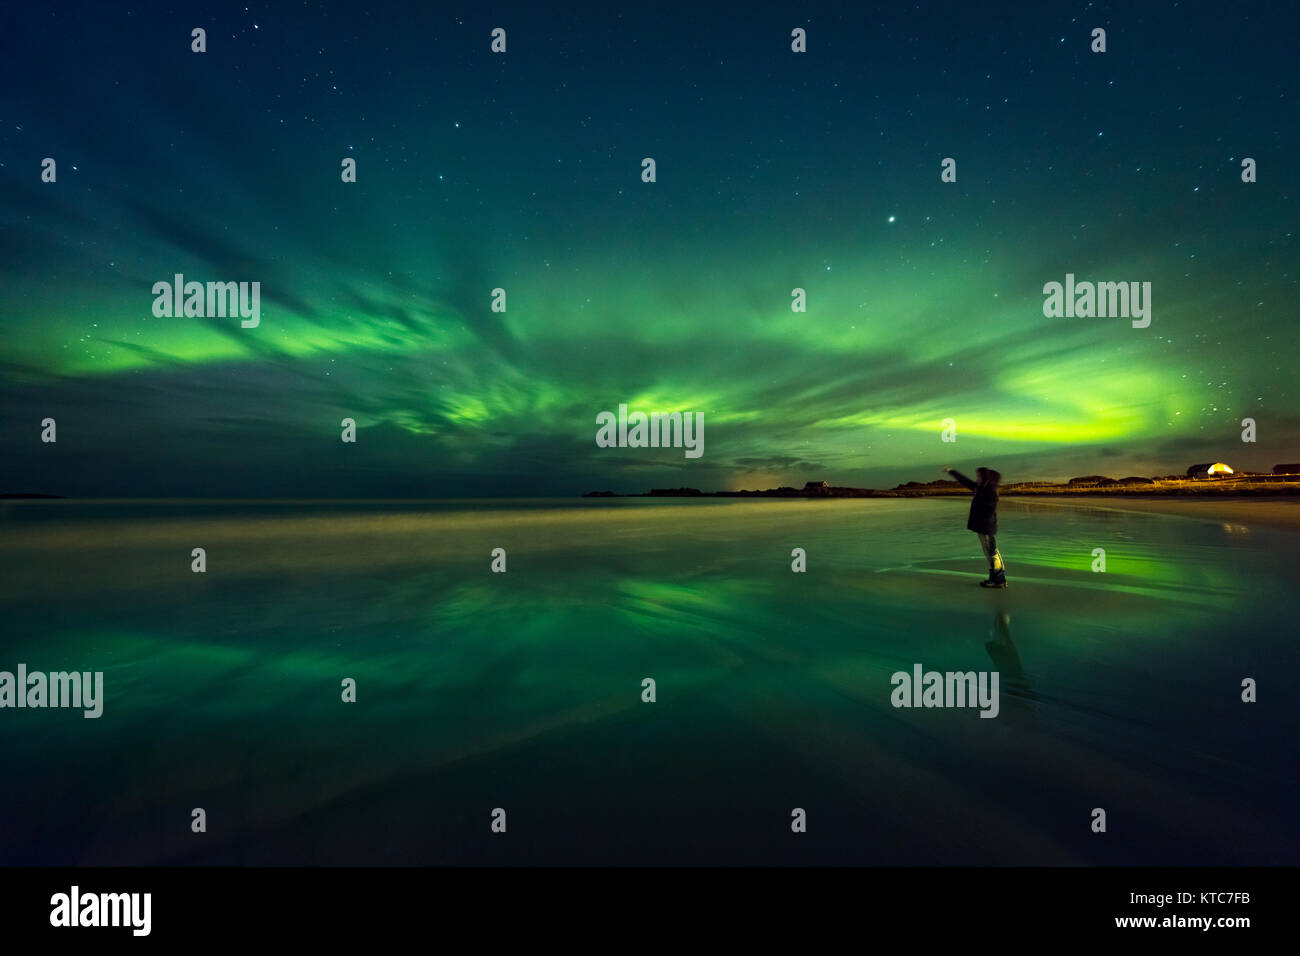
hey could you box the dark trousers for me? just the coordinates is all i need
[977,533,1004,572]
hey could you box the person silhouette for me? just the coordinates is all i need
[943,465,1006,588]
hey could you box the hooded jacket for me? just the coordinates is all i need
[949,469,998,535]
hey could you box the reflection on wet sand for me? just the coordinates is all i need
[0,498,1295,865]
[984,610,1037,714]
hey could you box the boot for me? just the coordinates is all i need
[980,568,1007,589]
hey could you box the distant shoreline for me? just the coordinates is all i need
[5,481,1299,503]
[585,477,1300,499]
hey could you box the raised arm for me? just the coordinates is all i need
[948,469,976,491]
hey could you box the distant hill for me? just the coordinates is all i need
[586,471,1300,499]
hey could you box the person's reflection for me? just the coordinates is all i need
[984,610,1037,712]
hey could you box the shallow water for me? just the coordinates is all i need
[0,497,1295,865]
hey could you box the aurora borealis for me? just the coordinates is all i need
[1,2,1296,497]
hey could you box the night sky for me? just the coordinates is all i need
[1,2,1296,496]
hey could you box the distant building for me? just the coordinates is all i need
[1273,464,1300,475]
[1186,462,1234,478]
[1067,475,1115,486]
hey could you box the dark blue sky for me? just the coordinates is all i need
[2,1,1296,495]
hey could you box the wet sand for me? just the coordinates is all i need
[1018,495,1300,530]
